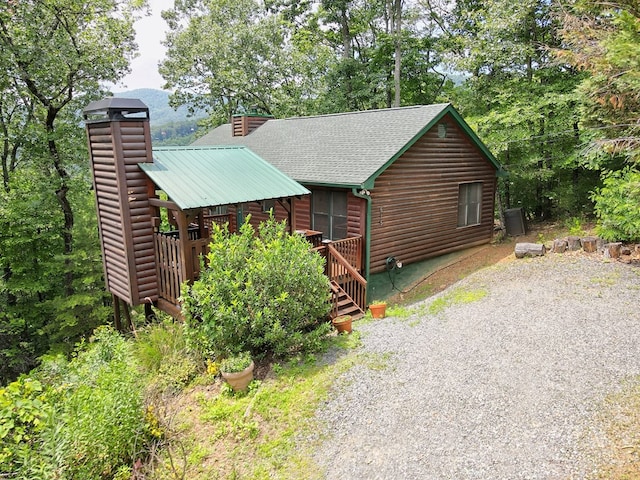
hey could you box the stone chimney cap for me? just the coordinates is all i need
[83,97,149,121]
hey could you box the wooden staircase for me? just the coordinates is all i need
[314,236,367,320]
[331,281,365,319]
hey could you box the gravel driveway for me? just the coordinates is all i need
[313,254,640,479]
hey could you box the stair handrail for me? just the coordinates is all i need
[327,244,366,286]
[327,243,367,316]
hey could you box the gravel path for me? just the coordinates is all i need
[313,254,640,479]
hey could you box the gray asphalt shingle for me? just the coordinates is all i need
[193,104,452,187]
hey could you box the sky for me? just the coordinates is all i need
[113,0,174,92]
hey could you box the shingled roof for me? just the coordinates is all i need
[192,103,500,188]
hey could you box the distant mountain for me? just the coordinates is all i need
[114,88,206,126]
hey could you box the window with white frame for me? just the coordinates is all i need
[458,182,482,227]
[312,190,348,240]
[261,199,275,213]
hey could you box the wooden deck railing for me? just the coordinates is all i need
[155,233,209,304]
[203,214,230,232]
[155,231,364,317]
[330,236,363,272]
[155,233,184,304]
[326,243,367,317]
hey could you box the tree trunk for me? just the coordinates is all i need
[552,239,567,253]
[515,243,546,258]
[604,242,622,259]
[581,236,598,253]
[393,0,402,107]
[567,236,581,251]
[46,107,74,296]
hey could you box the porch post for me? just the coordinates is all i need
[290,197,297,232]
[175,210,193,283]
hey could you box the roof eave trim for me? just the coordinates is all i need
[297,180,361,189]
[361,104,502,188]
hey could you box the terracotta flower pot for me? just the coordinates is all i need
[332,315,352,334]
[369,303,387,319]
[221,361,255,391]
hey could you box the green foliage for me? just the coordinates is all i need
[566,217,586,237]
[0,0,145,381]
[0,378,52,471]
[1,327,150,479]
[161,0,445,119]
[442,0,594,220]
[220,351,253,373]
[134,319,200,393]
[592,168,640,242]
[428,287,488,316]
[182,217,331,359]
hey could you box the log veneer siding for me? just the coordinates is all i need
[86,118,158,305]
[368,114,496,273]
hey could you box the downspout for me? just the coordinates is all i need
[352,187,372,296]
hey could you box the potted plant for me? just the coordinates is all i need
[220,351,254,391]
[369,300,387,319]
[331,315,352,334]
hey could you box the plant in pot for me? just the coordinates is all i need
[331,315,352,334]
[369,300,387,319]
[219,351,254,391]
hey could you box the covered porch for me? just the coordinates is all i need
[142,146,367,319]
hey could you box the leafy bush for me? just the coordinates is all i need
[134,318,199,393]
[0,377,52,472]
[1,326,151,479]
[592,168,640,241]
[182,217,331,359]
[220,351,252,373]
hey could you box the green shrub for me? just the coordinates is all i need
[0,377,52,473]
[220,351,252,373]
[592,168,640,241]
[134,319,199,393]
[2,326,151,479]
[182,217,331,359]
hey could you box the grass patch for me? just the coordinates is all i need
[591,270,622,287]
[593,378,640,479]
[146,336,363,479]
[427,287,488,316]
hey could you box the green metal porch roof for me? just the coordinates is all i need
[140,146,310,210]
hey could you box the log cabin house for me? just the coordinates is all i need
[83,98,501,323]
[193,104,503,275]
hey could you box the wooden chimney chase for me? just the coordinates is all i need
[83,98,158,306]
[231,113,272,137]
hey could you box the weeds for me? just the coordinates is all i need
[427,287,488,316]
[593,377,640,479]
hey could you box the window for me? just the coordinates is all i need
[458,182,482,227]
[208,205,228,215]
[261,199,275,213]
[312,190,348,240]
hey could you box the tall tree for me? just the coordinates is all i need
[392,0,403,107]
[160,0,332,124]
[162,0,446,120]
[442,0,589,219]
[556,1,640,240]
[556,0,640,160]
[316,0,443,111]
[0,0,145,381]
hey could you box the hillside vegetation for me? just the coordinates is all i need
[114,88,206,145]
